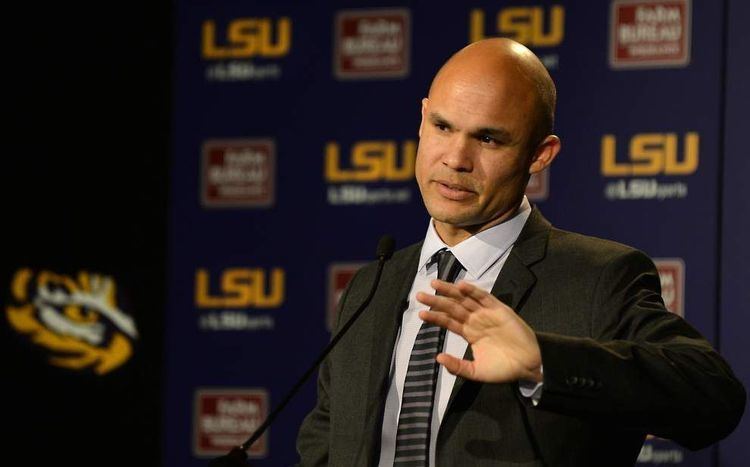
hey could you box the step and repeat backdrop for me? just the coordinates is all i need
[164,1,744,465]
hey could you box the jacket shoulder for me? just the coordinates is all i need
[545,226,655,270]
[357,241,422,272]
[340,240,422,297]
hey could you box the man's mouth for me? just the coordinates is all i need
[434,180,475,201]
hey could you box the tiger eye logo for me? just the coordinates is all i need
[5,269,138,374]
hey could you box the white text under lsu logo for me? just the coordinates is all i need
[202,17,291,59]
[5,269,138,375]
[469,6,565,47]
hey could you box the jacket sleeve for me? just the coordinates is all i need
[533,249,746,450]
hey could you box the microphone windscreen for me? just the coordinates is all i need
[376,235,396,260]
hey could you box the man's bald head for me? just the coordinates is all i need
[428,38,556,152]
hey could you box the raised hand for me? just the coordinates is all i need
[417,279,543,384]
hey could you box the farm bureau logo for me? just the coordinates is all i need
[5,268,138,374]
[469,5,564,70]
[601,132,699,200]
[324,139,416,205]
[654,258,684,317]
[201,139,275,208]
[334,8,410,79]
[195,267,285,331]
[610,0,691,68]
[201,16,291,81]
[194,388,268,458]
[327,262,367,331]
[525,171,549,202]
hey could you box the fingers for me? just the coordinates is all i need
[417,280,512,327]
[454,280,505,308]
[416,291,471,323]
[418,309,464,337]
[429,279,507,310]
[429,281,478,311]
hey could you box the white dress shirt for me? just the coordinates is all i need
[378,197,533,467]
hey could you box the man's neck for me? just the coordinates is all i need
[433,203,523,247]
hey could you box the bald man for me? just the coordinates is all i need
[296,39,745,466]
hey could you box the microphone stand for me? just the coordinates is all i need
[209,236,395,466]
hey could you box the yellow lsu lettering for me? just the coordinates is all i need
[195,268,285,308]
[325,140,416,182]
[202,17,291,59]
[470,6,565,47]
[601,133,700,176]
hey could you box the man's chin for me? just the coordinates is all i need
[429,211,481,229]
[424,198,476,221]
[429,207,517,235]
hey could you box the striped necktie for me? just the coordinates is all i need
[393,248,464,466]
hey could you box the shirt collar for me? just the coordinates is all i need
[418,196,532,280]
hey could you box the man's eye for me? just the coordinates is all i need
[435,123,449,132]
[480,135,497,144]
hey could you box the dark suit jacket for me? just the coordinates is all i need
[297,209,745,466]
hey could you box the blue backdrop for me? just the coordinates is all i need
[164,1,748,465]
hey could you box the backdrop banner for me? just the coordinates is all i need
[164,1,739,465]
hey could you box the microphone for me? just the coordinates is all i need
[209,235,396,466]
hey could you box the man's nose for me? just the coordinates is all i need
[442,135,474,172]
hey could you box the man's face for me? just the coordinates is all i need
[415,68,538,239]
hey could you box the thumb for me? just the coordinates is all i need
[436,353,476,380]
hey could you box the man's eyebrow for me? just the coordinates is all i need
[428,112,513,140]
[430,112,452,126]
[474,127,512,140]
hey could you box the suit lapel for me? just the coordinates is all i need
[445,208,551,411]
[360,243,422,456]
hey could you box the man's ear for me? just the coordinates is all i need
[418,98,429,138]
[529,135,561,174]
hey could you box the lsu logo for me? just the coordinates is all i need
[601,132,699,176]
[195,268,285,308]
[325,140,416,182]
[202,17,291,59]
[469,6,565,47]
[5,269,138,375]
